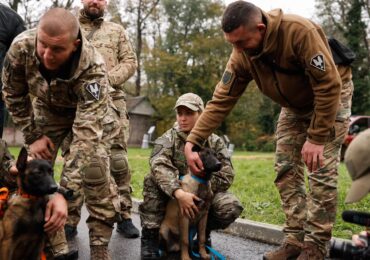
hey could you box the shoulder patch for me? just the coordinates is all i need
[310,54,325,71]
[86,82,101,100]
[222,70,233,85]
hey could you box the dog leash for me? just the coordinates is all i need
[189,226,226,260]
[179,174,207,184]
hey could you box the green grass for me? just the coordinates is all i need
[9,147,368,239]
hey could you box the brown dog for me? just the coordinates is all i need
[160,148,222,260]
[0,147,58,260]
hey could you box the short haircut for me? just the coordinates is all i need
[222,1,262,33]
[38,8,79,41]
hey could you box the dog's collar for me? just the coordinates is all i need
[17,188,38,200]
[179,174,208,184]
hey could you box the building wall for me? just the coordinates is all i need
[128,114,153,147]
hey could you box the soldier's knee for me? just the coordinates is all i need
[85,156,107,185]
[110,150,129,176]
[209,193,243,229]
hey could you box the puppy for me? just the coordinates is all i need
[0,147,58,260]
[160,147,222,260]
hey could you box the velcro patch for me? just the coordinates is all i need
[222,70,233,85]
[86,82,101,100]
[310,54,325,71]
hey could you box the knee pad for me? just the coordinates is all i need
[110,150,128,176]
[85,156,107,185]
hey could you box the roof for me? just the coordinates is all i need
[126,96,155,116]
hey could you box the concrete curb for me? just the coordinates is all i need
[132,198,351,248]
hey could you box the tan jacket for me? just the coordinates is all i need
[79,10,137,99]
[188,9,349,145]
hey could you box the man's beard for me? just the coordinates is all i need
[85,6,104,19]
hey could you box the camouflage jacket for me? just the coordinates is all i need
[0,140,16,193]
[79,10,137,99]
[2,28,118,152]
[150,125,234,197]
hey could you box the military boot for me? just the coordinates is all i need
[141,228,162,260]
[263,241,302,260]
[117,218,140,238]
[64,224,78,240]
[53,250,79,260]
[296,241,324,260]
[90,245,111,260]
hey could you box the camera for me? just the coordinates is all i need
[329,210,370,259]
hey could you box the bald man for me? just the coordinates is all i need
[2,8,121,260]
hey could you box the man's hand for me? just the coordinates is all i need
[301,140,324,172]
[44,193,68,234]
[29,135,55,160]
[184,142,204,176]
[173,189,200,219]
[9,165,18,175]
[352,231,369,248]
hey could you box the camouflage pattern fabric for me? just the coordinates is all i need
[139,125,243,230]
[78,9,137,220]
[0,140,16,193]
[274,79,353,254]
[2,28,121,246]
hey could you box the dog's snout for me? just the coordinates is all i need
[48,183,58,194]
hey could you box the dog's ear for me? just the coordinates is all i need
[16,147,28,172]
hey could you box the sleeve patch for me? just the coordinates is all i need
[310,54,325,71]
[86,82,101,100]
[222,70,233,85]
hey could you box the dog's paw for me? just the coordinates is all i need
[200,253,211,260]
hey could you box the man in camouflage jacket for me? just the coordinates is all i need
[62,0,139,239]
[2,8,120,260]
[139,93,243,259]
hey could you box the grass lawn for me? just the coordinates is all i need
[8,147,368,239]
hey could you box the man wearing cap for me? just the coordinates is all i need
[344,129,370,248]
[139,93,243,259]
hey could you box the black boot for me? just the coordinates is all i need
[117,218,140,238]
[141,228,162,260]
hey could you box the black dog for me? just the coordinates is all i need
[160,147,222,260]
[0,147,58,260]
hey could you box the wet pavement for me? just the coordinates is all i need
[75,206,277,260]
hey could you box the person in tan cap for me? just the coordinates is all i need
[139,93,243,259]
[344,128,370,204]
[343,128,370,248]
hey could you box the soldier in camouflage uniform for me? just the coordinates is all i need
[139,93,243,260]
[60,0,139,239]
[2,8,121,260]
[184,2,353,260]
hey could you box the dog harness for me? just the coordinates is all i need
[0,187,9,217]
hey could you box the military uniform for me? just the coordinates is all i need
[140,125,243,230]
[187,9,352,256]
[0,140,16,193]
[2,28,121,249]
[63,9,138,227]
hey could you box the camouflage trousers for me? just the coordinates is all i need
[139,174,243,230]
[66,98,133,228]
[274,80,353,254]
[33,99,120,249]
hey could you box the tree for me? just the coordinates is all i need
[315,0,370,114]
[143,0,232,133]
